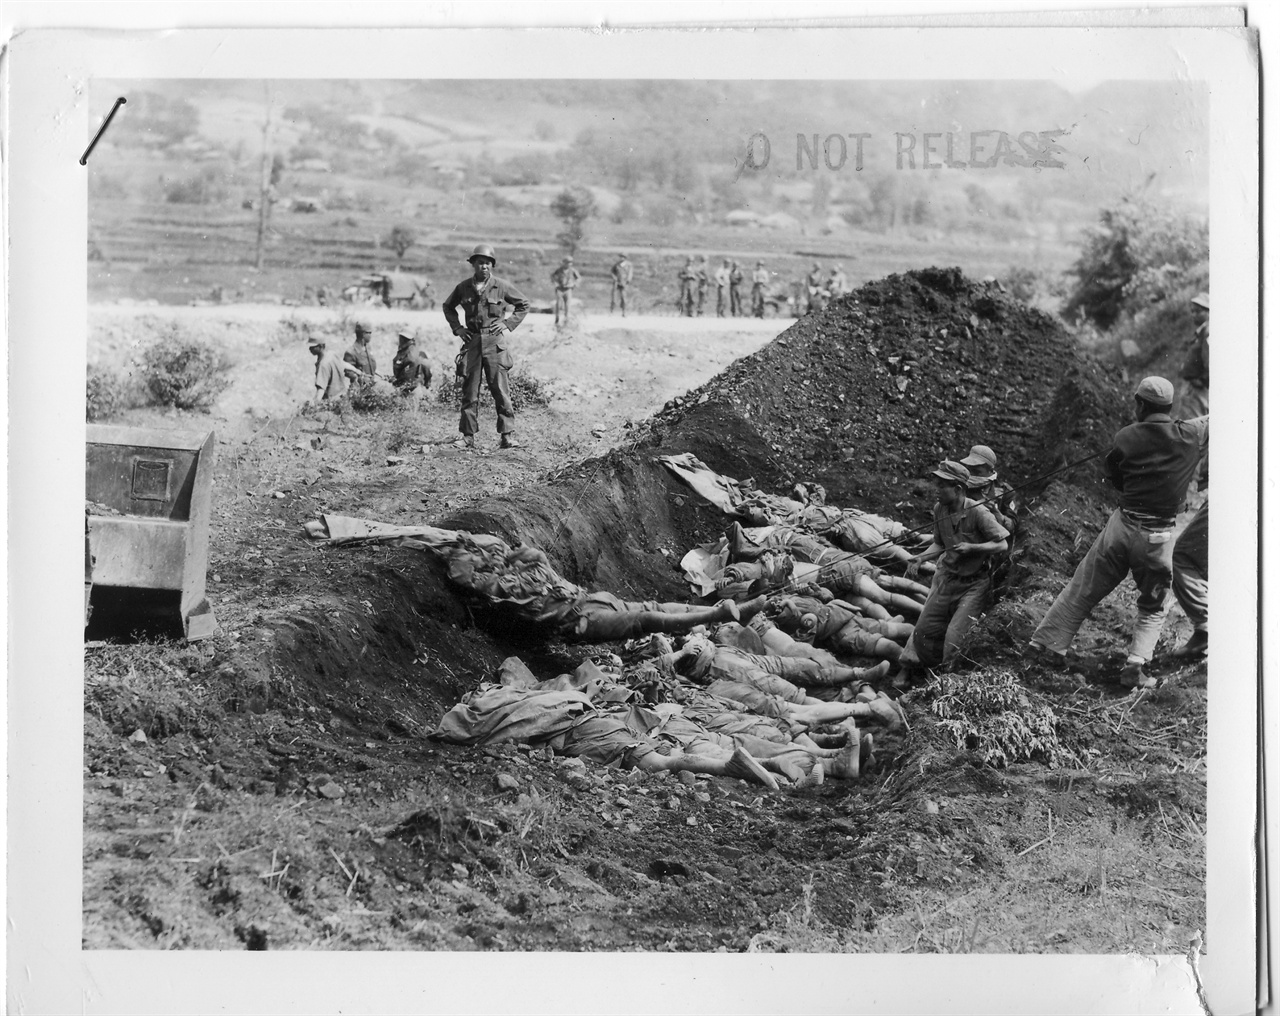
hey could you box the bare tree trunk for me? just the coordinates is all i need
[254,85,274,271]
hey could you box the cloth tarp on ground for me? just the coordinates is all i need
[658,453,914,550]
[679,531,818,599]
[434,685,596,746]
[308,514,462,547]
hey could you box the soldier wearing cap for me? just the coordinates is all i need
[342,320,377,385]
[714,259,732,318]
[695,255,709,316]
[442,243,531,450]
[309,336,347,403]
[551,256,582,328]
[829,263,849,297]
[751,261,769,318]
[959,444,1016,532]
[677,257,698,317]
[1030,376,1208,688]
[1179,292,1209,420]
[610,253,633,316]
[392,330,433,396]
[889,459,1010,687]
[729,260,745,317]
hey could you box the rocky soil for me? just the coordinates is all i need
[83,271,1207,960]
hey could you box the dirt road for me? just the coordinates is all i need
[83,283,1206,958]
[90,305,787,440]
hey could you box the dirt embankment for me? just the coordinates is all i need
[85,269,1205,956]
[649,266,1130,519]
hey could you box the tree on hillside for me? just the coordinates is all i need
[811,175,832,219]
[1062,194,1208,330]
[384,225,417,267]
[551,186,596,255]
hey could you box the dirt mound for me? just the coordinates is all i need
[650,267,1130,519]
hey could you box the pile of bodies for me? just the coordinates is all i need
[305,461,939,791]
[431,633,905,791]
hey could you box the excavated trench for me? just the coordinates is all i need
[86,270,1210,956]
[261,267,1130,741]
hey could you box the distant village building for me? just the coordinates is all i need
[293,158,332,173]
[724,210,761,227]
[758,211,801,230]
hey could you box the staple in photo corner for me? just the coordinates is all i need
[83,77,1212,957]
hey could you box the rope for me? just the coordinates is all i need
[849,449,1108,559]
[780,449,1109,567]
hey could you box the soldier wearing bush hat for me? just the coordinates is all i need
[392,330,433,396]
[888,459,1010,689]
[1030,375,1208,688]
[442,243,530,449]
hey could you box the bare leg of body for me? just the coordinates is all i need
[633,744,779,789]
[877,574,931,599]
[632,599,739,634]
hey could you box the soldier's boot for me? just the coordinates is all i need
[1119,660,1158,690]
[865,694,906,731]
[724,748,778,790]
[500,434,521,450]
[827,742,861,781]
[854,660,892,684]
[792,756,825,789]
[1172,629,1208,659]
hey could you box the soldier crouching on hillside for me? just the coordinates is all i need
[442,244,530,450]
[392,330,433,401]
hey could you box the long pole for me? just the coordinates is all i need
[254,84,274,271]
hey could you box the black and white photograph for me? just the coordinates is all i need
[6,9,1263,1015]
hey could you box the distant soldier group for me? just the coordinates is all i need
[804,261,850,314]
[675,256,761,318]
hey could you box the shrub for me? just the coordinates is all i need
[919,668,1082,769]
[164,166,229,205]
[1062,195,1208,330]
[383,418,425,453]
[1002,266,1042,304]
[434,369,552,413]
[86,365,133,421]
[383,224,417,266]
[349,379,400,413]
[139,330,232,410]
[550,186,597,255]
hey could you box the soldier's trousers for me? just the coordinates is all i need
[460,338,515,435]
[1172,500,1208,631]
[554,288,572,324]
[1032,508,1174,662]
[899,564,992,669]
[611,284,627,314]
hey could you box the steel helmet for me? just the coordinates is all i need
[468,243,497,263]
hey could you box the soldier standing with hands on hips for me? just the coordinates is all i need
[442,244,530,450]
